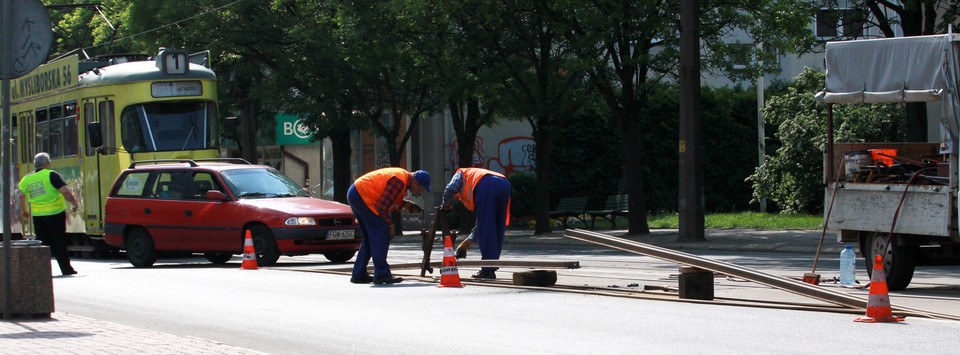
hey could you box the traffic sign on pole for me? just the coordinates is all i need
[3,0,53,320]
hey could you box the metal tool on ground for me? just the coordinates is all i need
[855,255,904,323]
[807,171,844,285]
[240,230,259,270]
[420,208,455,277]
[438,235,464,288]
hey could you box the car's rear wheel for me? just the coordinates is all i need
[204,252,233,264]
[125,227,157,268]
[249,225,280,266]
[323,250,356,263]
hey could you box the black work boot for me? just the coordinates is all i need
[350,274,373,284]
[373,276,403,285]
[472,270,496,279]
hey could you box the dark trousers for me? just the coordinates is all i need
[347,184,393,280]
[34,211,74,275]
[473,175,511,272]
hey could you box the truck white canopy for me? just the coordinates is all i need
[815,34,960,146]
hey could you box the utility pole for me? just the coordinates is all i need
[678,0,705,242]
[756,43,767,213]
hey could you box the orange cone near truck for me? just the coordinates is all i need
[855,255,903,323]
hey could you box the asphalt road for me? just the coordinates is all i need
[47,242,960,354]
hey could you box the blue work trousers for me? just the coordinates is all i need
[348,184,393,280]
[472,175,511,272]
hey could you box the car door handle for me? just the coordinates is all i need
[144,208,151,214]
[184,210,192,217]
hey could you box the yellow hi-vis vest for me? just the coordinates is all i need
[19,169,66,216]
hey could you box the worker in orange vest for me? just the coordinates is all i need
[441,167,511,279]
[348,167,430,285]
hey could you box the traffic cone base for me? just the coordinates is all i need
[240,230,259,270]
[438,235,464,288]
[855,254,902,322]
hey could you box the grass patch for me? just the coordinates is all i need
[647,212,822,230]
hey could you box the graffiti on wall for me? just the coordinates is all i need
[449,135,535,176]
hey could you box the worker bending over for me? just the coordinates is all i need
[349,167,430,285]
[441,167,511,279]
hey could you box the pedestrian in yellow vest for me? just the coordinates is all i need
[440,167,511,279]
[348,167,430,285]
[19,152,80,276]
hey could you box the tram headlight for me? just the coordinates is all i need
[285,217,317,226]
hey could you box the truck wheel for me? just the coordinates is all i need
[863,232,917,291]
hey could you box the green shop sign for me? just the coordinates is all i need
[275,113,315,145]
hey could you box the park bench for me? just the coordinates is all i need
[548,196,589,229]
[587,194,629,229]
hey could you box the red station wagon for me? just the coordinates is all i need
[104,159,361,267]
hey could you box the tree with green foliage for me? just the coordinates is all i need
[561,0,819,234]
[747,68,906,213]
[450,0,595,234]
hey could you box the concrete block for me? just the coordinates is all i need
[0,242,54,318]
[678,266,714,301]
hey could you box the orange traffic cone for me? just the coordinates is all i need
[855,255,903,323]
[240,230,259,270]
[437,235,464,288]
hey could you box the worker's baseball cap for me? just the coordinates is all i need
[413,170,431,193]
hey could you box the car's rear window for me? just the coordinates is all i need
[115,172,150,197]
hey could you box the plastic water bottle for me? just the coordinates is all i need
[840,245,856,286]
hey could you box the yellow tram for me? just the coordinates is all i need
[10,49,220,254]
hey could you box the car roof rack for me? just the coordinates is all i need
[129,158,251,169]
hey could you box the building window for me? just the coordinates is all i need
[817,9,866,40]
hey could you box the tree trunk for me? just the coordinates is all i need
[533,122,555,234]
[240,99,257,164]
[618,116,650,235]
[330,129,352,204]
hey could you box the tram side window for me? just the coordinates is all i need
[35,108,48,157]
[19,113,33,164]
[83,103,95,156]
[63,102,79,157]
[99,101,116,155]
[49,104,63,159]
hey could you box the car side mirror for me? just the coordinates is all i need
[205,190,228,201]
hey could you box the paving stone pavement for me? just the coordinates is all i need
[0,313,264,355]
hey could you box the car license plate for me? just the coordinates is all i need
[327,229,355,240]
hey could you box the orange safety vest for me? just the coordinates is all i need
[354,167,409,216]
[455,168,510,225]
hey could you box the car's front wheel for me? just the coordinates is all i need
[323,250,357,263]
[248,225,280,266]
[125,227,157,268]
[204,252,233,264]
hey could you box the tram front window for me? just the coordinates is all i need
[120,101,218,152]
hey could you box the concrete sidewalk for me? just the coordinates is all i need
[2,227,840,354]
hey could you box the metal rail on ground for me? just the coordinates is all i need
[563,229,960,321]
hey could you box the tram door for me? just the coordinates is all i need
[81,97,116,236]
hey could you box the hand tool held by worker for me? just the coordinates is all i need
[402,199,423,213]
[456,239,473,259]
